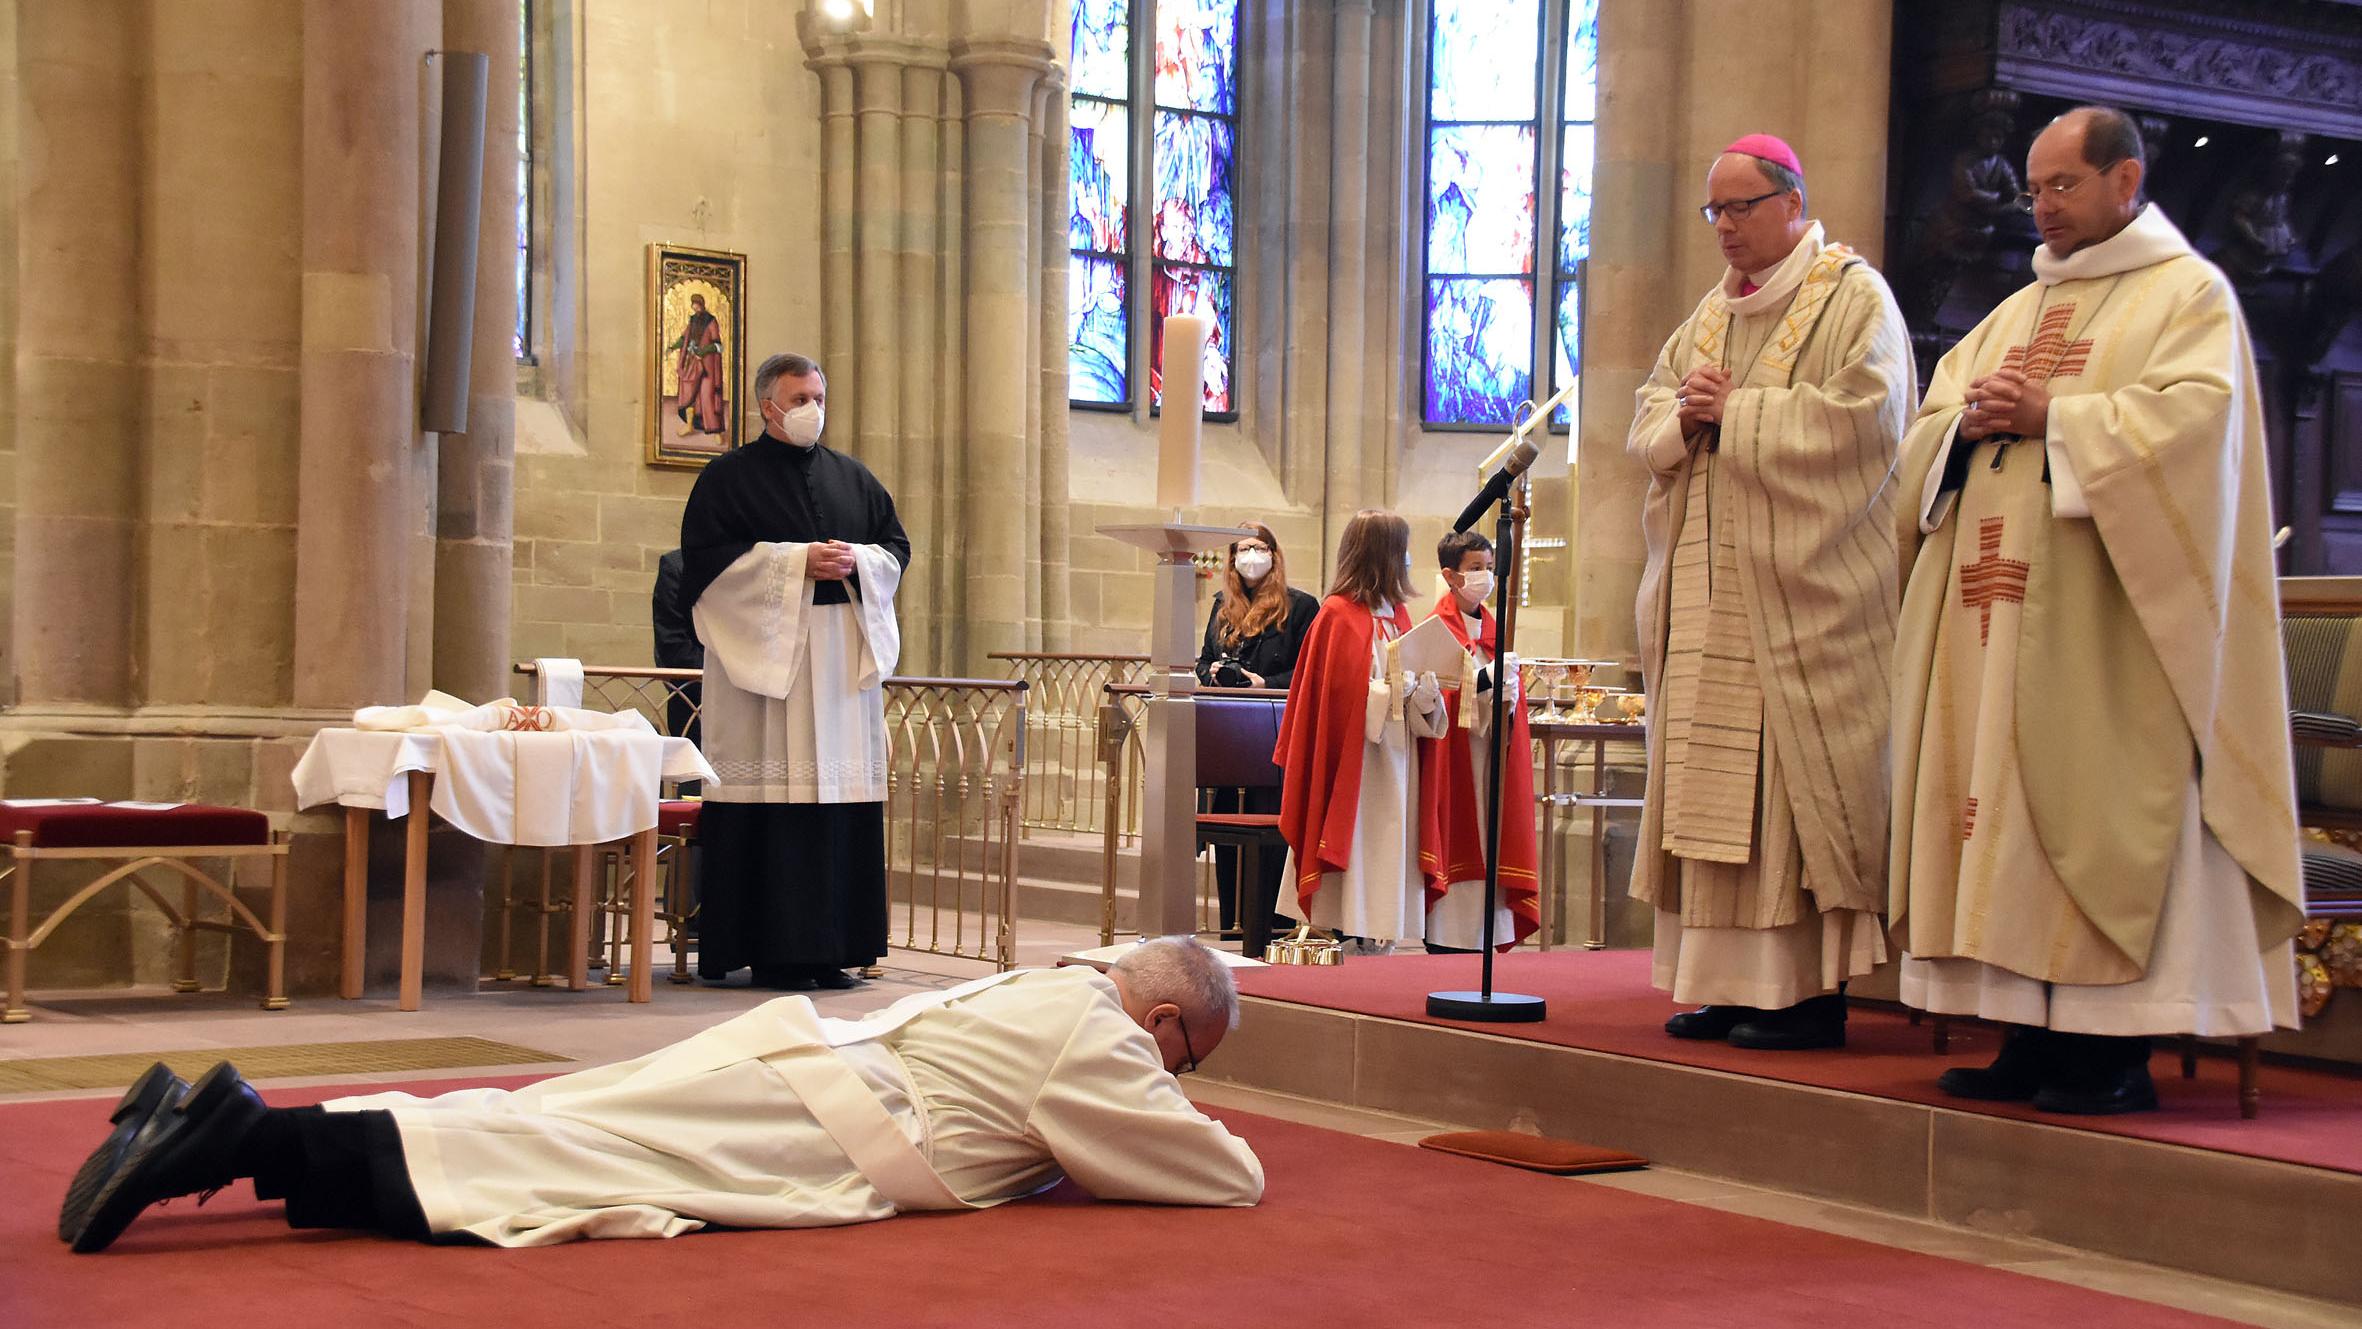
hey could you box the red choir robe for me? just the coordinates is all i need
[1417,596,1541,946]
[1272,595,1420,917]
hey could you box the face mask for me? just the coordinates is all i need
[776,402,824,446]
[1459,570,1496,603]
[1234,550,1273,582]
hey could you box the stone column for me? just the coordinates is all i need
[11,0,142,708]
[433,0,521,703]
[293,0,430,710]
[1321,0,1376,564]
[897,59,948,665]
[851,51,906,493]
[1801,0,1892,266]
[1035,79,1071,646]
[951,38,1055,662]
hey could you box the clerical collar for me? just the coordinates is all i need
[1722,221,1825,314]
[2031,202,2195,286]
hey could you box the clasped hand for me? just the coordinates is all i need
[1959,368,2048,442]
[805,540,859,581]
[1675,366,1732,439]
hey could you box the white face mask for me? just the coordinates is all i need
[1459,569,1496,604]
[774,401,824,446]
[1234,549,1273,582]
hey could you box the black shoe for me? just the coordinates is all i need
[2032,1036,2157,1115]
[72,1061,267,1254]
[1664,1005,1759,1040]
[751,965,817,991]
[58,1063,188,1243]
[805,967,861,991]
[1727,993,1848,1051]
[1937,1024,2051,1101]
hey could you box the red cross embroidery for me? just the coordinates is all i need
[1998,304,2094,382]
[1962,797,1979,840]
[1960,517,2029,646]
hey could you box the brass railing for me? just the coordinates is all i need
[991,651,1150,841]
[506,662,1027,973]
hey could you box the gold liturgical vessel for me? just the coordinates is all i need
[1264,923,1344,966]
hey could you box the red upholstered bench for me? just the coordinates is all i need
[1,800,289,1023]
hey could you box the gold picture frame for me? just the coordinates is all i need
[645,242,749,468]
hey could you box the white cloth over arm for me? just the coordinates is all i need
[694,542,903,700]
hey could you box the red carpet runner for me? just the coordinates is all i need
[1234,949,2362,1174]
[0,1076,2248,1328]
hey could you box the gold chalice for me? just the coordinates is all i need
[1265,922,1344,966]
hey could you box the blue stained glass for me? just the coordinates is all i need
[1152,111,1235,266]
[1069,0,1129,100]
[1426,276,1533,424]
[1428,125,1536,275]
[1430,0,1540,121]
[1069,255,1129,405]
[1069,100,1129,253]
[1154,0,1238,115]
[1552,277,1581,425]
[1558,123,1594,271]
[1563,0,1598,123]
[1151,264,1235,413]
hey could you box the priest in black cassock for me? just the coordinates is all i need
[678,352,911,990]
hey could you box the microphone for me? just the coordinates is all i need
[1452,434,1541,534]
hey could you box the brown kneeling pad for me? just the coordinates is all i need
[1417,1130,1648,1175]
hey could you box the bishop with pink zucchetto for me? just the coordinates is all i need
[1625,133,1918,1053]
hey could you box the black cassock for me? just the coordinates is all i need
[679,435,912,979]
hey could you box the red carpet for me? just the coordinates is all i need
[0,1077,2249,1329]
[1235,950,2362,1175]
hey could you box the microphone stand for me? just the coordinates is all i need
[1426,471,1547,1023]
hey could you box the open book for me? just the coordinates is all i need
[1385,613,1468,678]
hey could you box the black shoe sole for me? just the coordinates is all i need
[58,1063,186,1243]
[1726,1029,1847,1052]
[2031,1086,2161,1116]
[72,1061,261,1255]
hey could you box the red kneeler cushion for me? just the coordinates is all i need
[1418,1130,1648,1176]
[657,800,702,837]
[0,802,270,849]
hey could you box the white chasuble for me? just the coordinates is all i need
[324,967,1263,1246]
[1627,223,1913,1008]
[1890,205,2303,1036]
[695,541,901,803]
[1279,606,1448,945]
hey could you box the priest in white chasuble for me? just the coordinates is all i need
[1628,134,1916,1052]
[1891,107,2305,1115]
[681,352,911,991]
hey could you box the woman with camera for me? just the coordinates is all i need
[1195,522,1318,941]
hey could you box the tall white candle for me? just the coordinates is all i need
[1158,313,1210,509]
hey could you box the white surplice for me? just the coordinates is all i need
[694,541,902,803]
[1278,605,1449,944]
[324,967,1263,1246]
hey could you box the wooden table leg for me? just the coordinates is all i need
[341,806,369,999]
[1537,733,1558,951]
[1588,738,1608,950]
[399,770,430,1012]
[568,845,597,991]
[629,827,657,1003]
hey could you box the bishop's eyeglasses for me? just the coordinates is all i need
[1700,189,1787,224]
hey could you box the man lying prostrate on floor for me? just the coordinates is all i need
[62,935,1263,1253]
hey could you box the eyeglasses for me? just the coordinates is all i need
[1234,542,1271,554]
[1172,1011,1201,1075]
[2015,160,2125,212]
[1699,189,1787,224]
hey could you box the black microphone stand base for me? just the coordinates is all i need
[1425,989,1548,1022]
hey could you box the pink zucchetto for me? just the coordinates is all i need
[1722,133,1803,179]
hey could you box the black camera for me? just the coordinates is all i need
[1212,655,1252,688]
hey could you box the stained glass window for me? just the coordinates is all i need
[1067,0,1131,406]
[1423,0,1598,429]
[515,0,532,361]
[1068,0,1240,416]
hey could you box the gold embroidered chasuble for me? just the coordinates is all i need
[1891,217,2306,987]
[1629,230,1915,931]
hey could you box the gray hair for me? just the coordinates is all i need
[1114,934,1242,1032]
[1751,155,1807,213]
[754,352,825,405]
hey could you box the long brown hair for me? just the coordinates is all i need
[1216,522,1291,647]
[1328,509,1414,610]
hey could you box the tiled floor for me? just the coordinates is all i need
[6,923,2357,1329]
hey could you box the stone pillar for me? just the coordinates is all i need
[11,0,142,708]
[1801,0,1893,266]
[433,0,521,704]
[852,52,906,493]
[1035,80,1071,646]
[1322,1,1376,565]
[951,38,1055,662]
[897,59,947,664]
[293,0,431,710]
